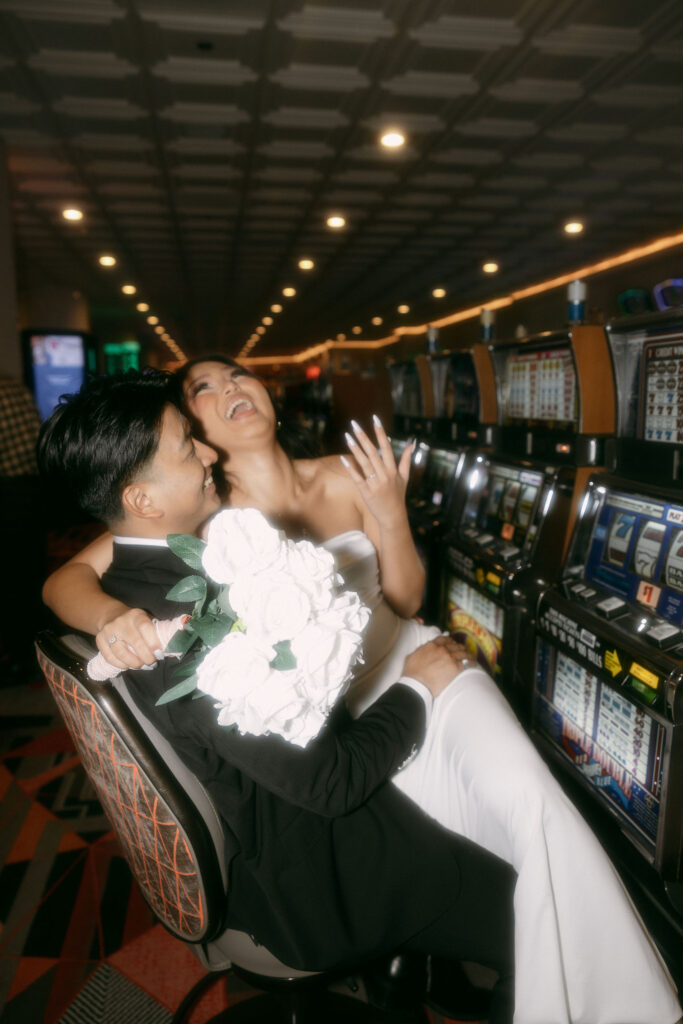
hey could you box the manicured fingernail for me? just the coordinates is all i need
[340,455,350,467]
[351,419,362,434]
[344,431,357,447]
[372,413,382,429]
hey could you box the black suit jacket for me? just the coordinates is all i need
[102,542,469,970]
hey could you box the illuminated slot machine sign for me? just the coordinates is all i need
[411,447,464,516]
[441,455,555,687]
[533,476,683,888]
[497,342,579,459]
[606,309,683,483]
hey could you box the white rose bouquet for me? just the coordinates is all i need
[158,508,370,748]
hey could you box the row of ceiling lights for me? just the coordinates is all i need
[61,206,186,362]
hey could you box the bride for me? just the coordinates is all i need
[44,356,681,1024]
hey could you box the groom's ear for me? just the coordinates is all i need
[121,482,163,521]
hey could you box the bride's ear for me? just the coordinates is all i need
[121,482,163,520]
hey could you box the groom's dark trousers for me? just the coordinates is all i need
[101,541,515,1018]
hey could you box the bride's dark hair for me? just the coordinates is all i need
[173,354,323,462]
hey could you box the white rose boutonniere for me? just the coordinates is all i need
[156,508,370,748]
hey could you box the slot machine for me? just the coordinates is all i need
[438,327,615,717]
[405,348,496,618]
[531,310,683,939]
[387,355,431,440]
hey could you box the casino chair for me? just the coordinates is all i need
[34,630,430,1024]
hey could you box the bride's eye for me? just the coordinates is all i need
[189,381,209,396]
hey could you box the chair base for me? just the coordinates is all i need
[173,972,430,1024]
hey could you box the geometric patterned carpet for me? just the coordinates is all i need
[0,667,475,1024]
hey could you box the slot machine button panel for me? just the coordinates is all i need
[499,543,521,561]
[476,533,496,547]
[595,596,629,620]
[566,581,588,599]
[576,586,599,604]
[643,621,683,651]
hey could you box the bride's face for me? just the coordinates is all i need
[182,360,276,451]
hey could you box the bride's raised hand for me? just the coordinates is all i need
[340,415,414,528]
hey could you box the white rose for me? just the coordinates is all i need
[229,571,312,644]
[291,621,362,706]
[283,704,327,748]
[324,590,371,636]
[202,508,286,585]
[284,539,338,612]
[196,631,273,705]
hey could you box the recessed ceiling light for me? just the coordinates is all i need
[256,326,266,335]
[326,214,346,229]
[98,254,116,267]
[371,316,383,326]
[121,284,136,295]
[298,258,315,271]
[397,304,410,314]
[161,333,170,341]
[564,221,584,235]
[352,326,362,335]
[270,304,283,313]
[282,286,296,297]
[136,302,149,312]
[482,262,499,274]
[262,316,273,325]
[380,129,405,149]
[154,325,164,334]
[432,287,446,299]
[147,315,159,325]
[62,207,83,221]
[336,333,346,341]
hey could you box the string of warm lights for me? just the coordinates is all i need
[60,206,186,363]
[239,227,683,368]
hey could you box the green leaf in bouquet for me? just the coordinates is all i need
[192,612,234,647]
[171,657,202,681]
[217,586,237,619]
[167,533,207,572]
[166,574,207,603]
[164,625,198,657]
[155,673,198,705]
[229,617,244,633]
[270,639,297,672]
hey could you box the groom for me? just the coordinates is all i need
[38,370,515,1020]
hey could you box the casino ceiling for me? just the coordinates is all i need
[1,0,682,359]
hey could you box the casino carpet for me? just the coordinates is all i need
[0,527,484,1024]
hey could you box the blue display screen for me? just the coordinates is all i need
[584,491,683,625]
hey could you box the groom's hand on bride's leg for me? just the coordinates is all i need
[403,637,469,698]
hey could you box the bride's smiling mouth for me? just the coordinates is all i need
[224,396,255,420]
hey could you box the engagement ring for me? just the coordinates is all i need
[366,473,377,480]
[108,635,118,645]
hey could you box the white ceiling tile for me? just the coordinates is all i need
[0,0,123,24]
[593,84,683,108]
[87,159,157,176]
[270,63,369,92]
[161,103,249,125]
[278,5,394,43]
[363,112,444,134]
[258,140,333,159]
[513,151,583,169]
[137,3,262,35]
[17,178,85,194]
[256,166,323,183]
[591,155,662,173]
[411,16,521,51]
[433,147,502,166]
[166,138,244,155]
[534,24,639,58]
[333,169,398,185]
[486,175,547,191]
[28,49,134,78]
[52,97,143,119]
[490,77,582,103]
[76,133,153,151]
[383,71,478,99]
[547,122,627,142]
[153,57,256,86]
[263,107,348,129]
[409,172,474,189]
[457,118,536,138]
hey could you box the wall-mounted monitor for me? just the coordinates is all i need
[22,330,95,420]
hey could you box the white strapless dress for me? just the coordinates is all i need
[325,530,681,1024]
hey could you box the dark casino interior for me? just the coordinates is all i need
[1,0,682,1022]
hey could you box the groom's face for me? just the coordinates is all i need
[141,404,220,535]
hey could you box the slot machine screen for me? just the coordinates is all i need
[502,347,577,428]
[431,353,478,421]
[462,460,545,550]
[639,338,683,445]
[444,573,504,678]
[582,490,683,626]
[22,331,93,420]
[535,641,666,853]
[388,361,422,417]
[419,448,462,508]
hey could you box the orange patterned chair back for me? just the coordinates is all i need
[35,631,226,946]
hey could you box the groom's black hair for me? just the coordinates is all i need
[37,369,176,525]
